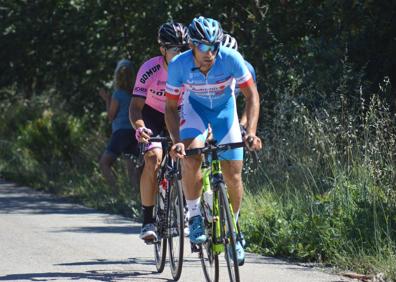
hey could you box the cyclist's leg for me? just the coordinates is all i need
[220,160,243,216]
[210,95,246,264]
[180,96,209,243]
[140,105,165,240]
[139,147,162,240]
[180,94,208,203]
[209,94,244,215]
[140,148,162,205]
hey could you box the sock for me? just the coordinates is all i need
[142,205,155,225]
[234,210,240,223]
[186,198,201,218]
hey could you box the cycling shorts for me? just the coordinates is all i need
[180,93,243,160]
[142,104,166,151]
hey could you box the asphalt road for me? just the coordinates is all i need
[0,180,355,282]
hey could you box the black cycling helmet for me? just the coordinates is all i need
[188,16,224,44]
[158,21,189,47]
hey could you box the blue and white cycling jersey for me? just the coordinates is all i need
[245,60,256,83]
[166,47,253,109]
[166,47,254,160]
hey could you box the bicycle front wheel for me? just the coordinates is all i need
[199,197,219,282]
[154,189,167,273]
[200,236,219,282]
[219,183,240,282]
[168,179,185,280]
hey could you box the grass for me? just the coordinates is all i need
[241,92,396,280]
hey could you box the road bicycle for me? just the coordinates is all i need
[145,136,185,281]
[186,139,258,282]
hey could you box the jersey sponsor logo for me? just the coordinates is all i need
[139,64,161,84]
[185,77,232,94]
[149,89,166,97]
[134,87,147,93]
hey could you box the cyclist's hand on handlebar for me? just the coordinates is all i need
[135,126,153,143]
[244,134,262,151]
[170,142,185,160]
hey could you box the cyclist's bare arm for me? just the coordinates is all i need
[129,96,146,129]
[240,82,262,150]
[129,96,152,143]
[165,96,185,158]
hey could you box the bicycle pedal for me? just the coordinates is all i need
[190,242,201,253]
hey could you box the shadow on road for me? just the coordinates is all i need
[52,225,141,234]
[55,257,154,267]
[0,270,171,281]
[0,182,100,215]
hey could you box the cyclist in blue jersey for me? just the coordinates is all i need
[165,16,262,265]
[221,33,257,128]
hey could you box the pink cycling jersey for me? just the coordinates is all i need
[132,56,168,113]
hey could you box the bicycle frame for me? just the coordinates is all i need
[202,145,239,255]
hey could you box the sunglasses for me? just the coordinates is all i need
[166,45,189,53]
[192,40,220,53]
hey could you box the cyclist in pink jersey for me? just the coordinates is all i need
[129,21,189,241]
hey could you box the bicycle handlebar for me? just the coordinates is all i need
[184,142,245,157]
[148,136,171,143]
[185,141,260,170]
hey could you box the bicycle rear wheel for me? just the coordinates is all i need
[219,183,240,282]
[154,189,167,273]
[168,179,185,280]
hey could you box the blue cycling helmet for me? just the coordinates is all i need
[188,16,224,44]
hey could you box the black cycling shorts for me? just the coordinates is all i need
[142,104,166,136]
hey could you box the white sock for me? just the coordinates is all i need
[186,198,201,218]
[234,210,240,223]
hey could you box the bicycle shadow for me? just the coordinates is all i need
[0,258,175,281]
[51,225,141,234]
[0,270,168,281]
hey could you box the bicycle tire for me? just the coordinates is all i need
[154,189,167,273]
[219,183,240,282]
[199,196,219,282]
[168,179,185,280]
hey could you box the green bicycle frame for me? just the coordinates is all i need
[202,159,238,255]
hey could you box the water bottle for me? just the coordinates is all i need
[203,189,213,212]
[202,168,213,221]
